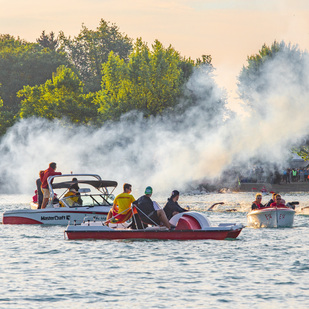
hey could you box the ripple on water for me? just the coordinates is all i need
[0,193,309,308]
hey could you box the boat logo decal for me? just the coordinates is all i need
[41,215,67,221]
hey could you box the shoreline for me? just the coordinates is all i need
[238,182,309,193]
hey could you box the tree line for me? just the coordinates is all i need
[1,17,308,166]
[0,19,212,135]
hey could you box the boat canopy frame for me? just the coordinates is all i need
[47,174,118,206]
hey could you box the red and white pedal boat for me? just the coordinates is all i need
[247,206,295,228]
[65,211,244,240]
[2,174,116,225]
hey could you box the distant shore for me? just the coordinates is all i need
[238,182,309,193]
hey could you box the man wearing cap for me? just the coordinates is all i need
[163,190,188,220]
[134,186,173,229]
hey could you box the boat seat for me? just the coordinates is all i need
[175,215,201,230]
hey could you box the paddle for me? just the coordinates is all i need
[207,202,224,211]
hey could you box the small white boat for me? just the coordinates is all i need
[2,174,116,225]
[247,207,295,228]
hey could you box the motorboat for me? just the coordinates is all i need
[2,174,117,225]
[247,206,295,228]
[64,211,244,240]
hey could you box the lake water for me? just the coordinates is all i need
[0,192,309,309]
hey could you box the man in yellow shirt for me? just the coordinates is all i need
[106,183,135,223]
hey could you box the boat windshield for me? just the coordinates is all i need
[60,193,114,208]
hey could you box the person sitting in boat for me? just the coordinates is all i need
[163,190,188,220]
[133,186,173,230]
[70,178,80,192]
[251,193,265,210]
[269,194,287,208]
[265,192,277,207]
[60,188,81,207]
[106,183,135,224]
[266,193,285,207]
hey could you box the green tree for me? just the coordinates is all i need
[58,19,132,92]
[18,66,99,124]
[95,39,191,121]
[36,31,58,50]
[0,34,69,132]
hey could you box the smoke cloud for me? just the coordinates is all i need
[1,46,309,195]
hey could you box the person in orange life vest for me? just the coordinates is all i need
[41,162,62,209]
[270,194,287,208]
[106,183,135,224]
[251,193,265,210]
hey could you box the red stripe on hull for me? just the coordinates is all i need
[2,216,43,224]
[66,229,242,241]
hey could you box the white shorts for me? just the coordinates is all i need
[42,188,49,199]
[153,201,161,210]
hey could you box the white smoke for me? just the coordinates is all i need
[0,47,309,195]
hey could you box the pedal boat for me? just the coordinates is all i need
[2,174,117,225]
[64,211,244,240]
[247,206,295,228]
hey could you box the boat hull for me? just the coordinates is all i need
[2,207,110,225]
[247,207,295,228]
[65,225,243,240]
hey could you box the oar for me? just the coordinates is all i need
[207,202,224,211]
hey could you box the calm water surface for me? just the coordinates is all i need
[0,192,308,309]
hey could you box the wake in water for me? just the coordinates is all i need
[1,46,309,194]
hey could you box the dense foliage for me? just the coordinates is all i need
[95,39,191,120]
[58,19,133,92]
[0,34,69,134]
[0,19,216,136]
[18,66,99,124]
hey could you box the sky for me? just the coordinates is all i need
[1,0,309,109]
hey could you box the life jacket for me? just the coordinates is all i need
[60,191,79,207]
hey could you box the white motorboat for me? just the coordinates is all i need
[2,174,116,225]
[247,207,295,228]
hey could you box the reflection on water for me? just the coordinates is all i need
[0,193,308,308]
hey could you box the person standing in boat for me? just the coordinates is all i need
[41,162,62,209]
[163,190,188,220]
[36,170,44,209]
[251,193,265,210]
[106,183,135,223]
[134,186,173,229]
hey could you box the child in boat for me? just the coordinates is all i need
[251,193,265,210]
